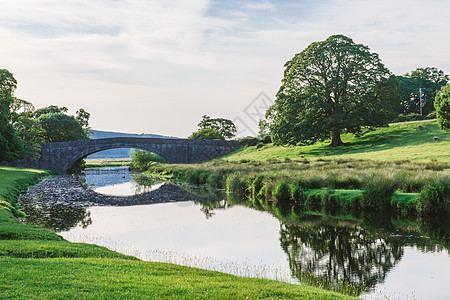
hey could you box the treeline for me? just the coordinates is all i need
[0,69,91,163]
[258,35,450,147]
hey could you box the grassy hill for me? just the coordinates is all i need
[226,120,449,162]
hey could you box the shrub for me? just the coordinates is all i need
[257,181,274,205]
[291,185,306,210]
[261,135,272,144]
[250,175,265,202]
[226,173,247,195]
[130,149,166,171]
[416,178,450,216]
[239,136,259,146]
[273,181,291,205]
[362,174,398,211]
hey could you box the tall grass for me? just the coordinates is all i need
[146,158,450,217]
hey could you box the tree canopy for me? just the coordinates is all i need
[189,128,225,140]
[0,69,92,163]
[269,35,398,147]
[189,115,236,140]
[435,84,450,132]
[395,67,449,116]
[198,115,237,139]
[0,69,24,161]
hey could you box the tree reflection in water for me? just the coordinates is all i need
[22,204,92,232]
[279,215,404,295]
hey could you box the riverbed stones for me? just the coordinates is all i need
[19,175,210,207]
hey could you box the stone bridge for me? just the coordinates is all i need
[2,137,241,174]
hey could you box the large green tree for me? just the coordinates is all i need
[0,69,24,162]
[269,35,399,147]
[434,84,450,132]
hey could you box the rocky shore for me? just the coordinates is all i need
[19,175,209,207]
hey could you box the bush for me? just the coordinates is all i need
[272,181,291,205]
[257,181,274,205]
[239,136,259,146]
[130,149,166,171]
[362,174,398,211]
[226,173,247,195]
[416,179,450,216]
[426,111,437,119]
[291,185,306,209]
[261,135,272,144]
[250,175,265,202]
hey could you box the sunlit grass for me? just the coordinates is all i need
[225,120,450,162]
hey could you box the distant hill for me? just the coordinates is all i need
[87,130,178,159]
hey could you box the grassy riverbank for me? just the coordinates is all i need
[0,167,355,299]
[146,121,449,217]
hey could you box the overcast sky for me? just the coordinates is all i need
[1,0,449,137]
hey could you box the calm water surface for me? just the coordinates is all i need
[25,168,450,299]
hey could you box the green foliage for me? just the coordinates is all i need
[362,174,398,211]
[396,67,449,116]
[0,69,24,162]
[273,181,291,205]
[189,128,225,140]
[270,34,395,147]
[36,112,88,143]
[434,84,450,131]
[226,173,247,195]
[130,149,166,171]
[198,115,237,139]
[416,178,450,216]
[239,136,259,146]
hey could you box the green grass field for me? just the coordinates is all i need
[85,158,131,168]
[0,167,355,299]
[226,120,449,162]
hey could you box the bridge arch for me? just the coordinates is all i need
[65,145,168,174]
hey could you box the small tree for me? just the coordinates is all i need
[197,115,236,139]
[130,149,166,171]
[435,84,450,132]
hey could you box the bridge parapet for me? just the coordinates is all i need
[1,137,241,174]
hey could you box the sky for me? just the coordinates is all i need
[1,0,450,138]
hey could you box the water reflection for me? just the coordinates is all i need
[84,167,164,196]
[21,203,92,232]
[279,215,404,294]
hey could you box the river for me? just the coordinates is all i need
[20,167,450,299]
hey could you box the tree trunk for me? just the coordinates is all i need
[330,128,343,147]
